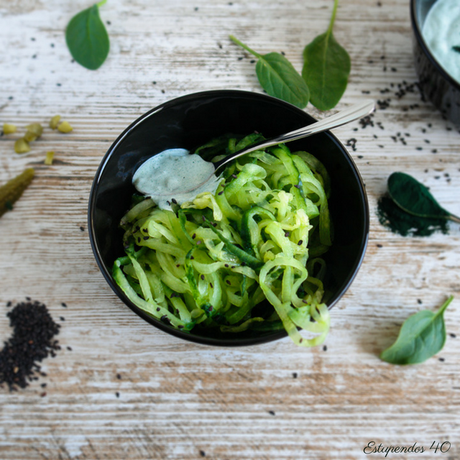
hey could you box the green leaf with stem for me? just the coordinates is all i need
[229,35,310,109]
[302,0,350,111]
[380,296,454,365]
[65,0,110,70]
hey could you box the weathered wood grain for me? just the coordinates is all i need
[1,0,459,459]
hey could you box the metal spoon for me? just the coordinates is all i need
[212,99,375,176]
[153,100,375,197]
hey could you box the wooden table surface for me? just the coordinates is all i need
[1,0,459,459]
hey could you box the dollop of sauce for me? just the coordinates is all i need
[132,148,219,210]
[422,0,460,84]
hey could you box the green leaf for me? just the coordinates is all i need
[302,0,350,111]
[380,296,454,365]
[230,36,310,109]
[65,1,110,70]
[388,172,451,220]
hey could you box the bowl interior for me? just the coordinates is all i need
[412,0,437,30]
[89,90,369,346]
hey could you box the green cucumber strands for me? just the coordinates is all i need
[65,0,110,70]
[114,134,333,346]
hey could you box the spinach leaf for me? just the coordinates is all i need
[65,0,110,70]
[302,0,350,111]
[380,296,454,365]
[229,35,310,109]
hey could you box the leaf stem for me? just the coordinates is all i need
[327,0,339,36]
[97,0,107,8]
[435,295,454,317]
[229,35,261,59]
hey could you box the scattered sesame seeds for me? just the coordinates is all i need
[345,138,357,152]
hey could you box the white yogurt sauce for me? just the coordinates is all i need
[132,148,220,210]
[422,0,460,83]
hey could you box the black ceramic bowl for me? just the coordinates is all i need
[411,0,460,124]
[88,90,369,346]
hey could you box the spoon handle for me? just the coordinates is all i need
[449,213,460,224]
[213,100,375,173]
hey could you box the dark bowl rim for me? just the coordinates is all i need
[88,89,370,347]
[410,0,460,92]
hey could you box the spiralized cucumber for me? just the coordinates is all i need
[113,134,332,347]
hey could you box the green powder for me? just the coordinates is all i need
[377,194,449,237]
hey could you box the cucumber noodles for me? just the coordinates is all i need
[113,134,332,347]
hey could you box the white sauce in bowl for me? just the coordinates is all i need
[132,148,220,210]
[422,0,460,84]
